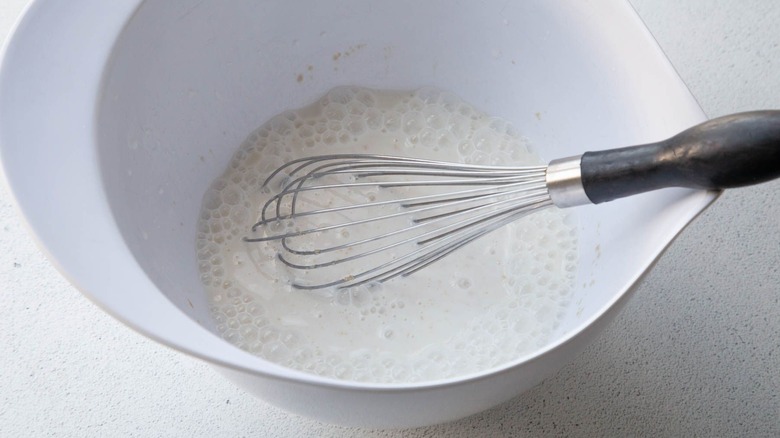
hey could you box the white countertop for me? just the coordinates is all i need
[1,1,778,436]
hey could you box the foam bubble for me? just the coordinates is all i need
[402,111,425,135]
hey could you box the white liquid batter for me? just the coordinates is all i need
[197,87,578,383]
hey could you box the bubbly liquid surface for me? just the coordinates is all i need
[197,87,578,383]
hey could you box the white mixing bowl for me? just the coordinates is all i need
[0,0,716,428]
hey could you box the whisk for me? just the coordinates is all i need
[246,111,780,290]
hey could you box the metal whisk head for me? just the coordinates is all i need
[245,154,553,290]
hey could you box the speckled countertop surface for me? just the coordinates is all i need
[1,1,778,436]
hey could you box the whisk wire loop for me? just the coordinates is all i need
[245,154,552,290]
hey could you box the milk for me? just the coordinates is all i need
[197,87,578,383]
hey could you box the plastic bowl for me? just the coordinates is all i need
[0,0,715,428]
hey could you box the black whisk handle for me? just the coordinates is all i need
[580,110,780,204]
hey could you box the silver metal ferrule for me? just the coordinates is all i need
[545,154,592,208]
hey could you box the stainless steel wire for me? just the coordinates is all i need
[245,154,552,290]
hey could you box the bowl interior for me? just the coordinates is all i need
[90,0,710,379]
